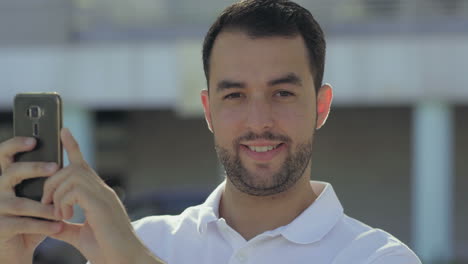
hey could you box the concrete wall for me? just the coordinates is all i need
[2,36,468,110]
[0,0,73,46]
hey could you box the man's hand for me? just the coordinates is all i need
[41,128,163,264]
[0,137,63,264]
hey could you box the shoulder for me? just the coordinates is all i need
[331,215,421,264]
[129,204,206,262]
[131,204,204,241]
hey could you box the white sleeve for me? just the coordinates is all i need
[368,252,422,264]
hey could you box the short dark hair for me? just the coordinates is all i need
[202,0,326,93]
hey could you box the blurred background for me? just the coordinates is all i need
[0,0,467,263]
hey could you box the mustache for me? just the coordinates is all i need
[234,131,291,145]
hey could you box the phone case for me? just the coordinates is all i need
[13,92,63,201]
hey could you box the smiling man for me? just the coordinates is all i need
[201,31,327,242]
[131,0,421,263]
[0,0,422,264]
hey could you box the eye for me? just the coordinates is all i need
[224,93,243,100]
[275,91,294,97]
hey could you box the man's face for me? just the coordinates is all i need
[202,31,321,196]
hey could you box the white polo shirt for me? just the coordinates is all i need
[127,181,421,263]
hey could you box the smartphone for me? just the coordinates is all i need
[13,92,63,202]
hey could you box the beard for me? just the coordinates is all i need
[215,131,314,196]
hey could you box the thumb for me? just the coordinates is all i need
[61,127,85,165]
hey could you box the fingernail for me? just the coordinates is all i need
[25,138,35,145]
[46,163,58,172]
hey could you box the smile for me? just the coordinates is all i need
[240,143,286,162]
[247,144,281,152]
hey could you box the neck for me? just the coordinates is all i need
[219,167,317,241]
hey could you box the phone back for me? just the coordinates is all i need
[13,93,63,201]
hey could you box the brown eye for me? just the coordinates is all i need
[224,93,242,100]
[276,91,294,97]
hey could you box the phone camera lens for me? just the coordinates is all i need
[31,107,38,117]
[27,106,42,119]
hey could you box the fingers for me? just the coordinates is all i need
[52,176,74,219]
[61,128,84,165]
[0,162,59,192]
[47,221,82,246]
[58,187,76,220]
[0,216,62,237]
[61,202,74,220]
[44,165,110,221]
[41,128,86,204]
[53,177,84,220]
[41,166,71,205]
[42,165,93,220]
[0,137,36,174]
[0,196,61,220]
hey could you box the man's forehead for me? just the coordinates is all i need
[209,31,311,89]
[212,30,305,54]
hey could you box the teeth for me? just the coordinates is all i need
[248,145,279,152]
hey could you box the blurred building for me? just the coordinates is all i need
[0,0,467,263]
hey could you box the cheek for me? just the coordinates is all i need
[213,106,244,130]
[276,105,315,152]
[273,104,316,139]
[212,107,245,145]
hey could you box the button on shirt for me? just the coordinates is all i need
[110,181,421,263]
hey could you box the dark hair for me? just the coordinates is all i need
[202,0,326,93]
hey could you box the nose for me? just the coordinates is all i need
[245,98,274,133]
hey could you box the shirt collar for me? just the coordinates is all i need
[197,180,225,233]
[196,180,344,245]
[280,181,344,244]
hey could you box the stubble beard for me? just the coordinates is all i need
[215,131,314,196]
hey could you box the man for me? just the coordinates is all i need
[0,0,421,263]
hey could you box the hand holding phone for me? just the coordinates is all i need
[0,92,64,262]
[0,138,63,263]
[13,92,63,201]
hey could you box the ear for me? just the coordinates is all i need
[316,84,333,130]
[201,89,214,133]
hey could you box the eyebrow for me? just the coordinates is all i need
[216,72,302,93]
[267,73,302,87]
[216,80,246,92]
